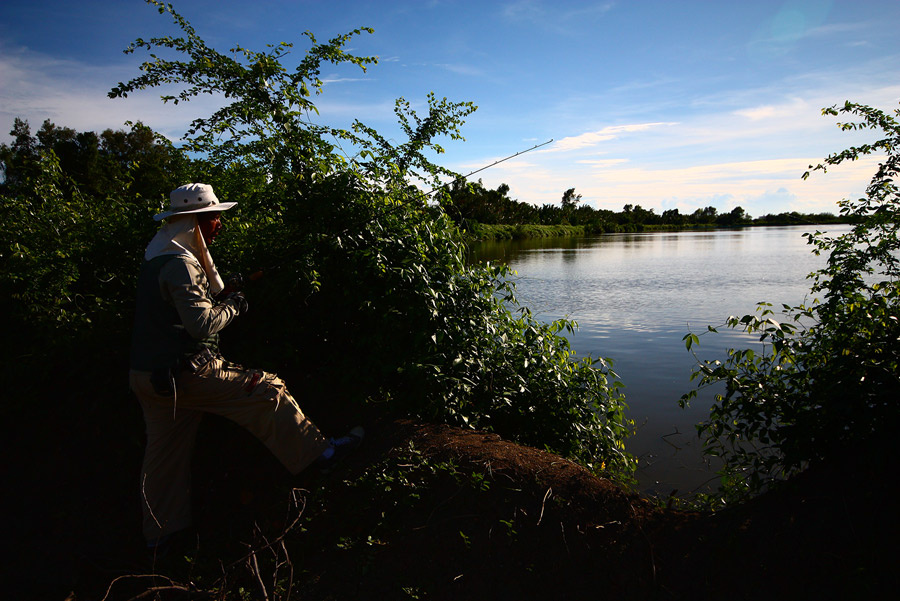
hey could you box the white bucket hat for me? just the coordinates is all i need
[154,183,237,221]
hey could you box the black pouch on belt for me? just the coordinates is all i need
[150,366,176,396]
[184,347,216,373]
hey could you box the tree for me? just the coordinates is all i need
[447,180,536,225]
[99,121,192,200]
[715,205,749,226]
[0,118,38,190]
[630,204,658,225]
[2,118,188,202]
[561,187,582,209]
[681,100,900,502]
[690,206,718,224]
[661,208,686,226]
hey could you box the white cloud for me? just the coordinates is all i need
[0,46,225,142]
[734,102,794,121]
[0,44,396,144]
[467,149,879,215]
[433,63,485,77]
[577,158,629,168]
[451,69,897,215]
[322,76,372,84]
[502,0,615,26]
[544,123,678,153]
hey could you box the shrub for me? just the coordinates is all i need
[680,101,900,502]
[103,1,634,476]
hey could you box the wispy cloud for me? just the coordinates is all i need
[502,0,615,24]
[499,0,616,37]
[0,44,391,142]
[474,152,878,215]
[544,123,678,153]
[746,6,874,60]
[316,98,397,121]
[0,46,224,142]
[577,158,629,168]
[434,63,485,77]
[732,97,811,121]
[455,88,889,213]
[322,76,372,84]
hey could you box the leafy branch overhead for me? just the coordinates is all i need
[348,93,477,189]
[110,0,376,167]
[109,1,476,192]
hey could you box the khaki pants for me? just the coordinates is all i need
[130,358,329,542]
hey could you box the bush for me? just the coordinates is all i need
[681,101,900,502]
[1,1,636,478]
[0,123,182,382]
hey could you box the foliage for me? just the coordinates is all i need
[110,1,376,172]
[0,119,192,377]
[560,187,582,209]
[343,441,493,539]
[470,223,588,240]
[104,1,634,476]
[680,100,900,503]
[447,180,621,231]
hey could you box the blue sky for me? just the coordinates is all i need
[2,0,899,215]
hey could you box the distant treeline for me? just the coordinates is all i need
[444,180,848,239]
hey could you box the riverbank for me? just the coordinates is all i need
[5,388,895,600]
[467,219,851,241]
[468,222,595,240]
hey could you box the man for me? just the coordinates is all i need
[129,183,362,549]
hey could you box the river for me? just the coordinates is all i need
[470,224,849,497]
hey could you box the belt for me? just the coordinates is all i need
[183,347,218,373]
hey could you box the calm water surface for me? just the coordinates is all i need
[471,225,849,497]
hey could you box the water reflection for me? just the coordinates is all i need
[470,225,850,496]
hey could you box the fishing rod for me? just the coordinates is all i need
[232,139,556,282]
[424,138,554,196]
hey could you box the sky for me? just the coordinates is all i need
[2,0,899,216]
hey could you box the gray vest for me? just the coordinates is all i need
[129,255,219,371]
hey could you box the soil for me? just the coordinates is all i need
[2,375,897,601]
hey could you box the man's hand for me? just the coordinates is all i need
[224,273,244,292]
[224,291,249,315]
[215,273,245,301]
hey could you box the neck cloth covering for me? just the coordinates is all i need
[144,214,226,295]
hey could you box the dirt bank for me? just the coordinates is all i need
[4,391,896,601]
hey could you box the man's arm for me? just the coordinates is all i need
[159,256,241,340]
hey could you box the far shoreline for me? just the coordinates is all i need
[465,218,853,242]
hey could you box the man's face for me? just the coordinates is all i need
[197,212,223,244]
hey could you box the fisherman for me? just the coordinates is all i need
[129,183,362,550]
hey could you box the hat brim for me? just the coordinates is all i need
[154,202,237,222]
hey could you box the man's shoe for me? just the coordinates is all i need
[316,426,364,474]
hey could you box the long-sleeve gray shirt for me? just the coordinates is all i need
[160,255,237,340]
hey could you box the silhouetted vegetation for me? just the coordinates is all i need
[445,178,848,239]
[1,2,633,481]
[1,0,895,596]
